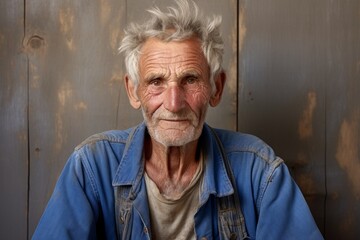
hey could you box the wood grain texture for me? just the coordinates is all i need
[25,0,129,235]
[238,0,360,238]
[237,0,328,234]
[0,0,28,239]
[0,0,359,239]
[325,1,360,238]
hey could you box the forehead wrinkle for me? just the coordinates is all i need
[140,43,209,80]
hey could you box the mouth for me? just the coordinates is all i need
[158,118,191,127]
[161,118,187,121]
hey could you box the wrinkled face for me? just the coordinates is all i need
[135,37,212,147]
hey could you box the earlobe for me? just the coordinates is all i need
[209,71,226,107]
[124,74,141,109]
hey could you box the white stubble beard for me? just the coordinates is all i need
[142,106,208,147]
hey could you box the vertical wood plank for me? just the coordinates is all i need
[238,0,327,234]
[126,0,238,130]
[325,1,360,238]
[26,0,129,236]
[0,0,28,239]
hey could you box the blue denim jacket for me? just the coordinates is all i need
[33,122,323,239]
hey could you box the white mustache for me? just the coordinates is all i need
[153,109,196,122]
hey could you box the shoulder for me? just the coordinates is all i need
[63,126,140,189]
[212,127,280,166]
[75,128,133,151]
[68,126,138,174]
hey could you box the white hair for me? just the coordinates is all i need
[118,0,224,91]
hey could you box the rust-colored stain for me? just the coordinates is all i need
[59,7,75,51]
[30,63,40,89]
[296,173,316,194]
[55,81,72,151]
[109,70,122,89]
[74,101,87,111]
[226,0,239,98]
[18,131,27,143]
[298,91,317,140]
[100,0,111,24]
[336,110,360,199]
[296,151,309,166]
[57,81,72,107]
[99,0,124,52]
[110,27,122,52]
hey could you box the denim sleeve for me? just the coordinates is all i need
[32,150,100,240]
[256,159,323,240]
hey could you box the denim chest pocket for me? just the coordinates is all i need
[217,196,250,240]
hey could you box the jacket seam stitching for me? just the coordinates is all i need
[226,149,274,164]
[76,149,101,201]
[75,135,128,151]
[256,157,284,212]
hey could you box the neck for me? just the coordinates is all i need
[144,133,200,197]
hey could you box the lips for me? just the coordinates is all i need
[160,118,188,122]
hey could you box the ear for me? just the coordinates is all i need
[209,71,226,107]
[124,74,141,109]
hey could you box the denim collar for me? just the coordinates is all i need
[112,122,234,201]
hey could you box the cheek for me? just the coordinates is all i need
[138,87,163,113]
[187,84,212,107]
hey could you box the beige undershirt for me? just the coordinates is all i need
[144,156,204,240]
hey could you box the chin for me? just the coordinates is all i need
[151,128,202,147]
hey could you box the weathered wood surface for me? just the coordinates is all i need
[0,0,29,239]
[324,1,360,238]
[238,0,360,238]
[25,0,130,235]
[238,0,327,233]
[1,0,359,239]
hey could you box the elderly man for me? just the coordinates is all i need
[33,0,323,239]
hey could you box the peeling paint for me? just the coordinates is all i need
[298,91,317,140]
[336,110,360,199]
[59,7,75,50]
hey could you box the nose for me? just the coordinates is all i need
[163,85,185,113]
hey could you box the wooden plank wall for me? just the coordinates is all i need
[0,1,28,239]
[238,1,360,239]
[0,0,359,239]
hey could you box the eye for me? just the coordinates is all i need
[184,75,198,84]
[149,78,163,86]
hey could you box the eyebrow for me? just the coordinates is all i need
[176,70,201,79]
[143,72,167,82]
